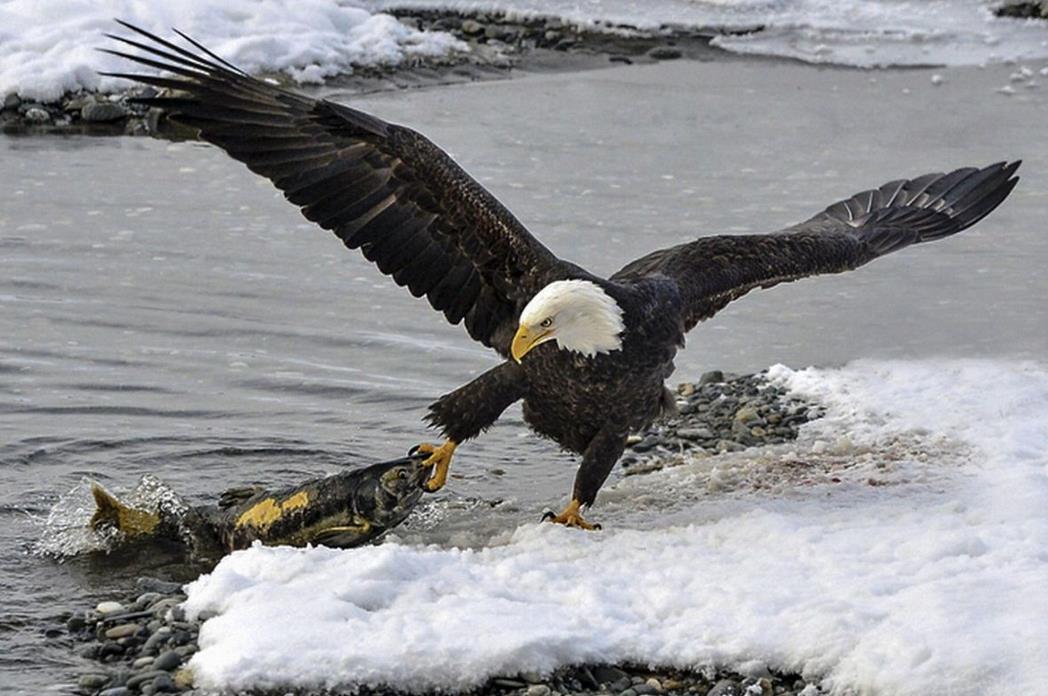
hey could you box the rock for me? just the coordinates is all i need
[97,601,125,615]
[648,46,683,60]
[23,107,51,123]
[699,370,725,384]
[173,668,194,689]
[133,656,154,669]
[633,683,658,695]
[734,406,761,424]
[677,426,714,441]
[126,670,167,690]
[493,678,526,688]
[152,672,176,692]
[78,673,111,690]
[520,670,544,684]
[66,614,88,632]
[461,19,484,35]
[708,679,742,696]
[527,685,552,696]
[152,650,182,671]
[645,678,663,692]
[3,93,20,110]
[99,688,131,696]
[104,623,141,640]
[81,101,128,122]
[592,665,631,686]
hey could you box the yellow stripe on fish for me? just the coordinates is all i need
[235,491,310,531]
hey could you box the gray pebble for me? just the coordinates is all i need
[104,623,141,640]
[699,370,725,384]
[78,673,110,690]
[132,656,154,669]
[152,672,176,692]
[81,101,127,123]
[153,650,182,671]
[708,679,742,696]
[99,688,130,696]
[677,426,714,440]
[633,684,657,695]
[527,685,552,696]
[461,19,484,35]
[3,93,20,110]
[126,670,167,690]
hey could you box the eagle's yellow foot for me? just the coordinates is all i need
[542,499,602,531]
[414,440,457,492]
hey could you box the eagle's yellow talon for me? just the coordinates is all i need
[415,440,457,492]
[543,499,601,530]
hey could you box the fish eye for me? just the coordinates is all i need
[540,317,553,328]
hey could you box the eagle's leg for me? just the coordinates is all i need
[420,361,527,493]
[415,440,457,492]
[546,427,626,531]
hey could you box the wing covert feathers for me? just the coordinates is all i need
[104,22,564,357]
[612,161,1020,330]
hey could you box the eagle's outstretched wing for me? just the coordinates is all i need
[612,162,1020,331]
[102,22,568,357]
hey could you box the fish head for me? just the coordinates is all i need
[378,455,434,497]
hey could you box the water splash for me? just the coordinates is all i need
[31,475,189,559]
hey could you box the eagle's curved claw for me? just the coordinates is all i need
[414,440,457,492]
[543,499,602,531]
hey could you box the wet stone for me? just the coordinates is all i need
[99,688,131,696]
[96,601,125,615]
[527,685,552,696]
[152,672,176,692]
[81,101,127,122]
[126,669,167,690]
[104,623,141,640]
[78,673,110,690]
[699,370,725,384]
[152,650,182,671]
[708,679,742,696]
[648,46,683,59]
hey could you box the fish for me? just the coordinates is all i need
[89,452,433,558]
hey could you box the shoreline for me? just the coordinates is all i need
[0,9,751,137]
[63,370,823,696]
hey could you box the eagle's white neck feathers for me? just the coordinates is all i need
[519,280,625,358]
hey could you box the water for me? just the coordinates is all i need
[2,58,1046,693]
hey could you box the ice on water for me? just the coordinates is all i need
[180,358,1048,696]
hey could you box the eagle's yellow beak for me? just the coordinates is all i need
[511,325,553,363]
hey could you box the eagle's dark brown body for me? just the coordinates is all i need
[104,23,1020,521]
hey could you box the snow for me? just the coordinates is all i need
[182,359,1048,695]
[0,0,465,102]
[367,0,1048,67]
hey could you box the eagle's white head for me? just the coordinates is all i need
[512,279,625,362]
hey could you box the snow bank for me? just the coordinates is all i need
[368,0,1048,67]
[182,359,1048,695]
[0,0,465,102]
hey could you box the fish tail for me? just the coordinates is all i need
[90,483,161,537]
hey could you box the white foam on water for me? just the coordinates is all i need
[181,358,1048,695]
[368,0,1048,67]
[0,0,466,101]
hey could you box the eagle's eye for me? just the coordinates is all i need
[540,317,553,328]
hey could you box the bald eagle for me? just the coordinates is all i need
[105,23,1020,529]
